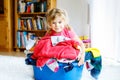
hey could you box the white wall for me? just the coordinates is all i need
[90,0,120,60]
[91,0,115,57]
[57,0,88,36]
[113,0,120,62]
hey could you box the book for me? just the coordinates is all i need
[36,16,42,30]
[23,19,28,30]
[26,2,32,13]
[32,18,37,30]
[19,1,26,13]
[20,19,25,30]
[34,2,41,12]
[18,18,21,30]
[23,31,28,47]
[27,19,32,30]
[42,17,47,30]
[20,32,25,48]
[17,31,21,48]
[43,1,47,12]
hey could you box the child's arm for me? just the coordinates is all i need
[78,38,85,66]
[67,27,85,66]
[73,36,85,66]
[69,27,85,66]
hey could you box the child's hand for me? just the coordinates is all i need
[73,44,81,50]
[78,57,84,66]
[77,52,85,66]
[73,42,85,66]
[75,45,81,50]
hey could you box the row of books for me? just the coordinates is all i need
[18,0,47,13]
[17,31,38,48]
[18,16,47,30]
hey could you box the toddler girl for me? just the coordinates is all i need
[30,8,85,68]
[45,8,85,66]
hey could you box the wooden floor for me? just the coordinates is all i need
[0,51,25,57]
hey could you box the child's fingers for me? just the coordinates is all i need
[78,58,84,66]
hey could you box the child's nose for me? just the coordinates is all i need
[55,23,59,27]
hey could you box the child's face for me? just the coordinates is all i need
[49,17,65,32]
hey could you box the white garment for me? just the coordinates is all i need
[51,36,70,46]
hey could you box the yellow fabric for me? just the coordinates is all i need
[85,48,101,58]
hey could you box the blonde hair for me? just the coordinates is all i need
[46,8,71,33]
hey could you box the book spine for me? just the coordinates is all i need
[17,31,21,48]
[18,18,21,30]
[36,16,42,30]
[23,31,28,47]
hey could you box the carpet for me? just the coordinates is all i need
[0,55,34,80]
[1,55,120,80]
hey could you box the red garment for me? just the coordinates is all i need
[31,28,80,67]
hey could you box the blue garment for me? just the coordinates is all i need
[85,51,102,80]
[25,53,36,66]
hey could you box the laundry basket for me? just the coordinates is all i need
[33,61,84,80]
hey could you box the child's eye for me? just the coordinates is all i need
[58,21,62,24]
[52,22,56,24]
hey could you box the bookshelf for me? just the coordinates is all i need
[14,0,56,51]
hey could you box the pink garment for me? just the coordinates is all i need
[31,28,80,67]
[45,28,76,40]
[46,59,59,72]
